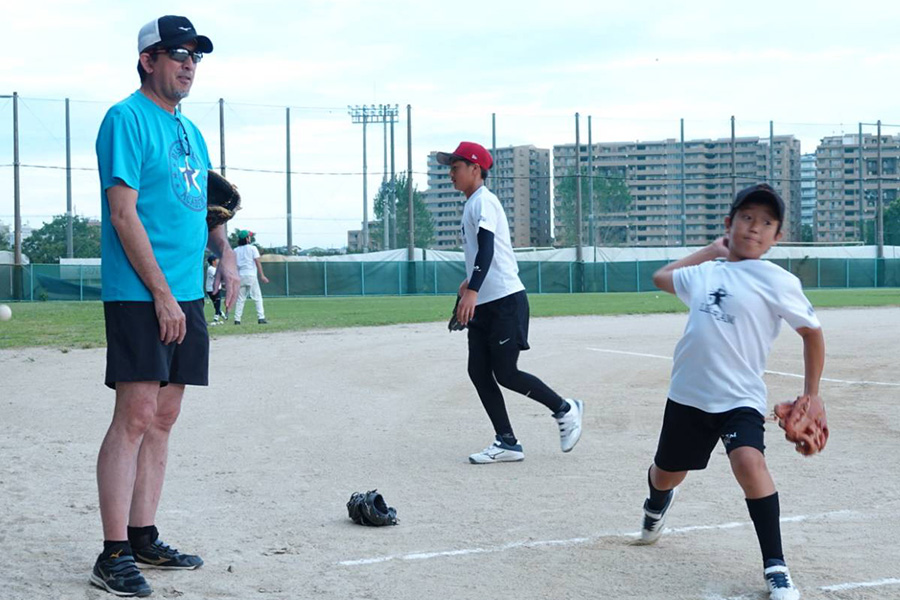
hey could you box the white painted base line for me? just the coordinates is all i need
[338,510,856,567]
[586,347,900,387]
[707,577,900,600]
[820,577,900,592]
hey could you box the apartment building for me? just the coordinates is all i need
[424,145,552,249]
[552,136,802,246]
[814,133,900,243]
[800,154,817,231]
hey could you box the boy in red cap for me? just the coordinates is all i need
[437,141,583,463]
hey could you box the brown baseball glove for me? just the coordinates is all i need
[773,395,829,456]
[206,171,241,230]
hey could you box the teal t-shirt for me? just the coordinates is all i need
[96,91,210,301]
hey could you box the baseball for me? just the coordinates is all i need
[0,304,11,321]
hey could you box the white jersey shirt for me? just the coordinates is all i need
[461,185,525,305]
[205,265,216,293]
[235,244,260,278]
[668,259,821,416]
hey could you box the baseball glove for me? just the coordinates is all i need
[773,395,829,456]
[347,489,398,526]
[206,171,242,230]
[448,295,466,332]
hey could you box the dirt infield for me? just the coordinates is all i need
[1,307,898,600]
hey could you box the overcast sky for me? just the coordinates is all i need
[2,0,899,249]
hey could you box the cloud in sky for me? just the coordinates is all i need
[2,0,900,248]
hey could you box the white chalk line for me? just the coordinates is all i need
[820,578,900,592]
[586,347,900,387]
[337,510,858,567]
[707,577,900,599]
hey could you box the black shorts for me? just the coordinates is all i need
[653,399,765,472]
[467,290,530,351]
[104,299,209,390]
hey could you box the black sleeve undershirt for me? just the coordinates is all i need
[467,227,494,292]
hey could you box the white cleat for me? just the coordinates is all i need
[636,487,676,545]
[555,398,584,452]
[764,562,800,600]
[468,437,525,464]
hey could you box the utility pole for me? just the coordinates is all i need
[65,98,73,258]
[285,107,293,251]
[680,118,686,246]
[588,115,594,252]
[730,115,736,200]
[858,123,865,242]
[390,115,397,250]
[12,92,21,268]
[877,120,884,258]
[406,104,414,261]
[349,104,397,252]
[575,113,583,262]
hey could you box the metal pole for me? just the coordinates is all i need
[390,114,397,250]
[285,107,293,252]
[877,119,884,258]
[219,98,226,177]
[65,98,73,258]
[588,115,594,251]
[769,120,774,187]
[13,92,21,267]
[680,118,686,246]
[858,123,865,242]
[219,98,228,237]
[406,104,414,261]
[575,113,583,262]
[730,115,736,199]
[491,112,497,193]
[382,105,389,250]
[362,109,369,252]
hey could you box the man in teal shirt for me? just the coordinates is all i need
[91,15,238,597]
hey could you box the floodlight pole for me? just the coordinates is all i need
[13,92,21,268]
[575,112,583,262]
[349,104,398,252]
[65,98,73,258]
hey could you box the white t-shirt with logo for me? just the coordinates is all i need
[235,244,260,278]
[668,259,821,416]
[461,185,525,305]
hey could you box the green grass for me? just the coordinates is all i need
[0,288,898,350]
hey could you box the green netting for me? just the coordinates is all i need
[2,258,899,301]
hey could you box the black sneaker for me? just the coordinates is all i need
[90,552,152,597]
[234,320,241,325]
[133,539,204,570]
[258,318,268,324]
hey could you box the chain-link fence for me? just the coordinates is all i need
[3,258,898,301]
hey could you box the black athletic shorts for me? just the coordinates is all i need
[103,299,209,389]
[467,290,530,351]
[653,399,765,472]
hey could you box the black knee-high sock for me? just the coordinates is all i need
[746,493,784,565]
[647,467,672,511]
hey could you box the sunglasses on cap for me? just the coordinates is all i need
[152,47,203,63]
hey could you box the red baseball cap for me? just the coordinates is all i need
[436,141,493,171]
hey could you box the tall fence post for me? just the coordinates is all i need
[568,262,573,293]
[361,262,366,296]
[537,262,542,294]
